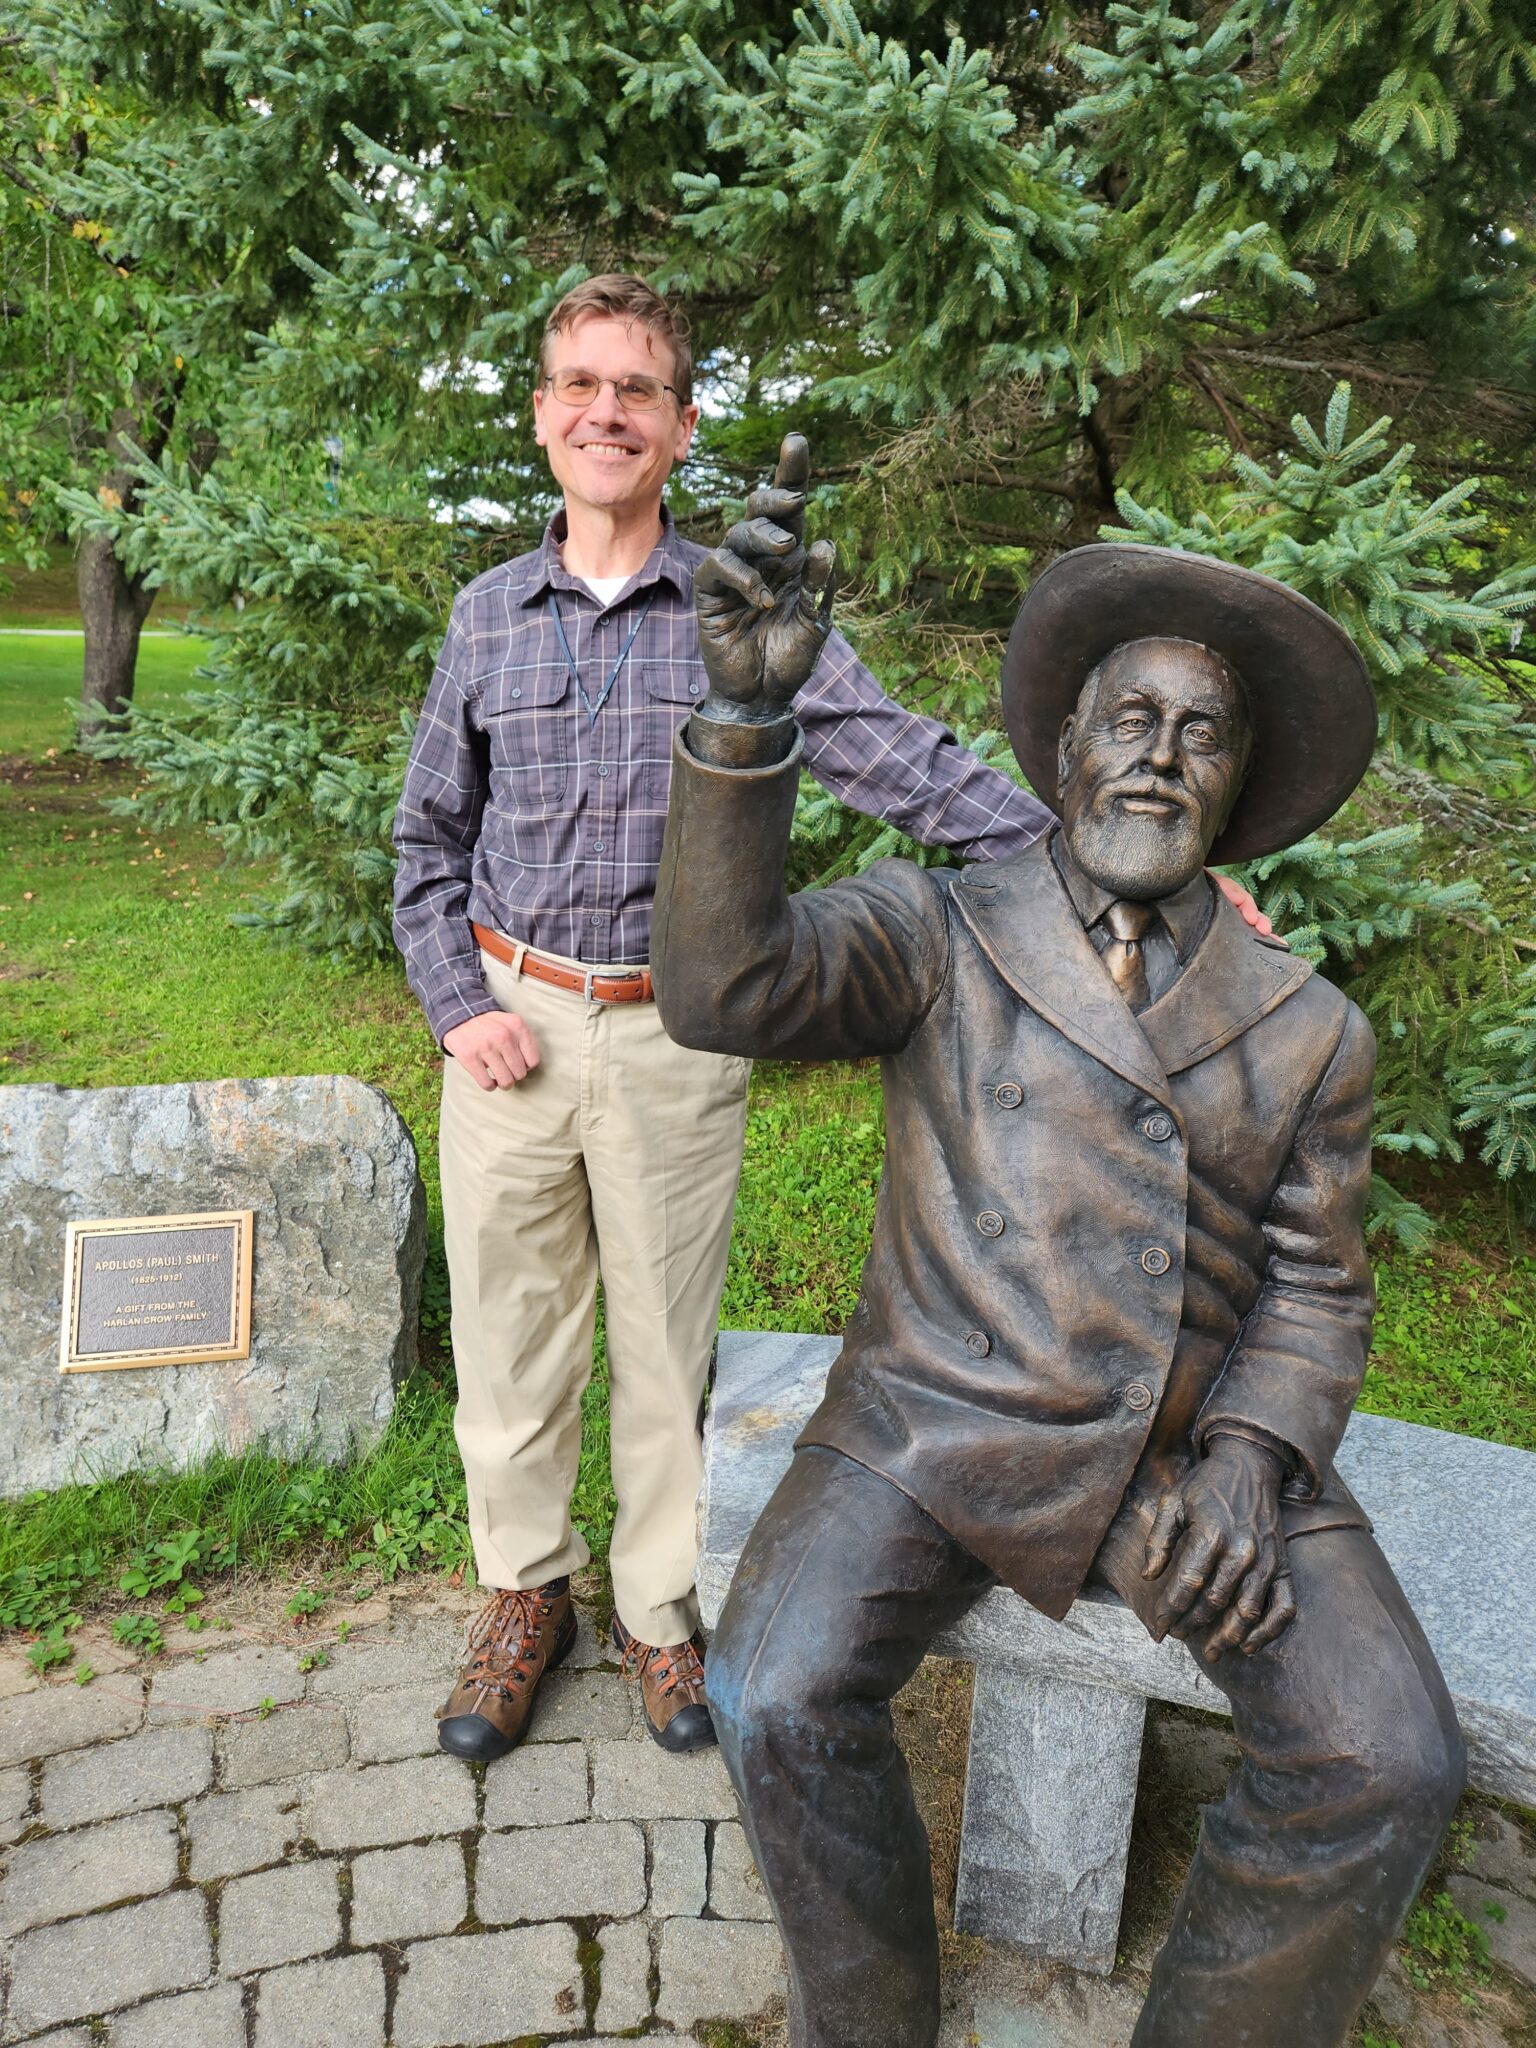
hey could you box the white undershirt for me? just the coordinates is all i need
[578,575,629,605]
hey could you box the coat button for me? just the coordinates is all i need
[964,1330,991,1357]
[1142,1113,1174,1142]
[1140,1246,1172,1275]
[994,1082,1023,1110]
[1122,1381,1153,1411]
[977,1211,1005,1238]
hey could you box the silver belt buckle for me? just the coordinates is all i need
[582,969,596,1003]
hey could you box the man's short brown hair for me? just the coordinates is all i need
[538,274,693,407]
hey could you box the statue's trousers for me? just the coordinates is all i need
[708,1446,1464,2048]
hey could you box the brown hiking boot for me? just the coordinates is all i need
[437,1583,576,1762]
[612,1614,716,1753]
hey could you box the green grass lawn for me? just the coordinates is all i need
[2,611,1534,1671]
[0,632,209,755]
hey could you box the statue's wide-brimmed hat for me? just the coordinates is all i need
[1002,543,1377,863]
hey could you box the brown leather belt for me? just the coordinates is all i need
[472,922,654,1004]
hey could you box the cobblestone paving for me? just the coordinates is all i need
[0,1596,783,2046]
[3,1591,1532,2047]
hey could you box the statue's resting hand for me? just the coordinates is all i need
[694,431,837,719]
[1142,1436,1296,1661]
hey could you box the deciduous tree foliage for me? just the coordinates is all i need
[11,0,1536,1217]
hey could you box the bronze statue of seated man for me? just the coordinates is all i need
[650,440,1464,2048]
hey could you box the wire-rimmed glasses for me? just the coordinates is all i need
[542,369,679,411]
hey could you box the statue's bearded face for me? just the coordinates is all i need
[1056,638,1251,901]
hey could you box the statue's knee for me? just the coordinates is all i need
[708,1599,832,1757]
[1366,1705,1465,1845]
[703,1609,755,1748]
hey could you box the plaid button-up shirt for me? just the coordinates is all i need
[393,507,1053,1043]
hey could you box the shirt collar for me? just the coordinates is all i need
[516,502,691,607]
[1049,827,1214,964]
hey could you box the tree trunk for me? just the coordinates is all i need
[76,523,157,738]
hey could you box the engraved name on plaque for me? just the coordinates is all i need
[60,1210,254,1374]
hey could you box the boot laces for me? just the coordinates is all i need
[463,1589,553,1702]
[618,1630,705,1701]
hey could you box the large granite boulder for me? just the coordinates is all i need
[0,1078,426,1496]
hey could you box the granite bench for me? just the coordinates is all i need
[697,1331,1536,1974]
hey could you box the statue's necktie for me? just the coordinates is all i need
[1102,900,1157,1010]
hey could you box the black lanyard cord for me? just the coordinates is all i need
[547,590,657,726]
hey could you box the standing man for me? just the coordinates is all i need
[392,275,1268,1763]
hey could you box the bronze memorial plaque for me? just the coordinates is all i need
[60,1210,254,1373]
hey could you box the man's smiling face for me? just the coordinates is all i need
[1056,638,1251,901]
[532,312,698,522]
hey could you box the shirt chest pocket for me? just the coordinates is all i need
[642,661,708,807]
[479,661,573,815]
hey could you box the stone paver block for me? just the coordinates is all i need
[19,2032,95,2047]
[42,1724,212,1829]
[350,1839,467,1945]
[656,1915,786,2028]
[477,1819,645,1924]
[567,1609,603,1669]
[254,1951,386,2048]
[649,1818,707,1917]
[391,1925,585,2046]
[482,1742,589,1830]
[596,1916,652,2033]
[218,1857,341,1976]
[0,1808,179,1935]
[1369,1951,1414,2035]
[305,1627,458,1702]
[346,1681,442,1765]
[950,1972,1146,2048]
[527,1668,632,1742]
[710,1818,774,1921]
[186,1782,302,1883]
[1450,1875,1536,1988]
[148,1645,305,1721]
[304,1754,475,1851]
[0,1761,32,1843]
[0,1682,142,1770]
[1466,1815,1536,1905]
[7,1889,212,2032]
[111,1979,246,2048]
[590,1738,737,1820]
[219,1700,348,1787]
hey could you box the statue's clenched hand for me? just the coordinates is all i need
[694,433,838,718]
[1142,1435,1296,1661]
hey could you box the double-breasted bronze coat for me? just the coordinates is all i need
[653,731,1377,1619]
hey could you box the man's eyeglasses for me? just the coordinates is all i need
[542,369,679,412]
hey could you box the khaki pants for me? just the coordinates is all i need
[440,943,750,1646]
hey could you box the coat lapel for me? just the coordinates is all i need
[952,838,1315,1098]
[951,840,1173,1107]
[1137,891,1313,1075]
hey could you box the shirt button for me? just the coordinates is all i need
[993,1082,1023,1110]
[589,913,603,925]
[1140,1246,1172,1276]
[964,1330,991,1358]
[1122,1381,1154,1412]
[592,841,606,854]
[1142,1113,1174,1142]
[510,686,522,700]
[688,682,700,695]
[977,1211,1005,1238]
[598,765,611,778]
